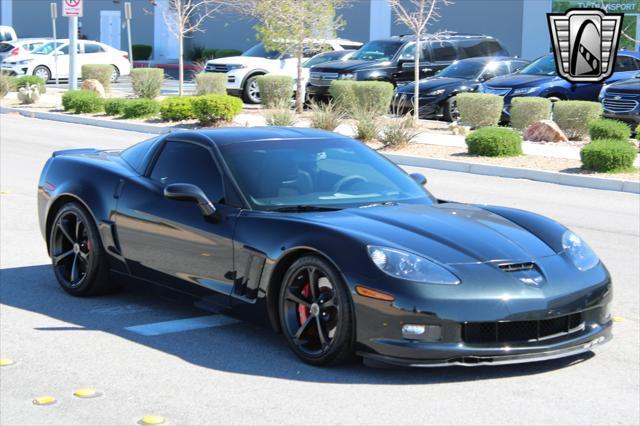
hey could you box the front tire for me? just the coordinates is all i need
[49,203,112,296]
[33,65,51,82]
[279,255,355,366]
[443,96,459,122]
[110,65,120,83]
[242,75,261,104]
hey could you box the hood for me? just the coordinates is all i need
[303,203,556,264]
[606,77,640,94]
[484,73,556,88]
[207,56,280,67]
[310,59,391,73]
[398,77,472,94]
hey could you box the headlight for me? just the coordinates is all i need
[226,64,246,71]
[339,73,355,80]
[562,231,599,271]
[367,246,460,284]
[424,88,445,96]
[512,86,540,96]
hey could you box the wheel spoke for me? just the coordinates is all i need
[315,316,328,349]
[75,216,82,240]
[70,254,79,283]
[320,296,336,309]
[286,288,310,307]
[57,222,75,243]
[307,267,318,301]
[53,249,74,265]
[294,315,313,341]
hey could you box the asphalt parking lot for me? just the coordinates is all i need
[1,114,639,425]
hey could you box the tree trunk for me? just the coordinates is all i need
[413,36,420,123]
[295,46,304,113]
[178,32,184,97]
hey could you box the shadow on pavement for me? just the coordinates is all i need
[0,264,595,384]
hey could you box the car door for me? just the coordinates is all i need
[51,43,78,78]
[114,136,239,298]
[80,41,109,67]
[396,42,433,84]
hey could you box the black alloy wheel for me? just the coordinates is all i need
[443,96,460,122]
[280,256,354,366]
[50,203,112,296]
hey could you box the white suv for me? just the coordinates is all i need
[204,39,362,104]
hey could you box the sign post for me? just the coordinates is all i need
[50,2,59,87]
[62,0,83,90]
[124,2,133,66]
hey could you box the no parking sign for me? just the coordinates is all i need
[62,0,83,17]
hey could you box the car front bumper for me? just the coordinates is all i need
[0,61,28,76]
[391,92,446,118]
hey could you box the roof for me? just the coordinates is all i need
[193,127,348,146]
[454,56,525,64]
[386,33,498,42]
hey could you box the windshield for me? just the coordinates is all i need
[218,138,433,210]
[242,42,282,59]
[352,40,403,61]
[438,61,486,79]
[518,55,557,76]
[32,41,64,55]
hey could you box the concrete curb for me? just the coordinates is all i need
[2,106,638,194]
[384,154,640,195]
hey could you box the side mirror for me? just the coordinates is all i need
[164,183,216,216]
[410,172,427,186]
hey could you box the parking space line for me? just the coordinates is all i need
[124,315,240,336]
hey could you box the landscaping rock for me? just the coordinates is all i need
[81,79,106,98]
[524,120,569,143]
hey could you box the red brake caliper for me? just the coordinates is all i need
[297,283,311,325]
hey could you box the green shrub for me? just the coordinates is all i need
[265,102,296,126]
[192,94,243,126]
[130,68,164,99]
[14,75,46,94]
[456,93,503,128]
[580,139,637,172]
[160,96,195,121]
[353,81,394,116]
[62,90,104,114]
[132,44,152,61]
[0,74,13,98]
[215,49,242,58]
[81,64,113,92]
[202,48,218,61]
[588,118,631,141]
[381,115,419,148]
[310,101,343,131]
[465,127,522,157]
[104,98,129,116]
[256,75,293,108]
[121,98,160,119]
[329,80,357,116]
[553,100,602,140]
[510,97,551,131]
[353,110,380,142]
[195,73,227,95]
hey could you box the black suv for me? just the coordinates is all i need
[307,33,510,98]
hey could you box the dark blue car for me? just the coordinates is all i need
[480,51,640,118]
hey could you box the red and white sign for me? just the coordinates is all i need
[62,0,83,17]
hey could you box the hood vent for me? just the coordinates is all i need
[498,262,535,272]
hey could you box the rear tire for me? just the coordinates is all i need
[242,75,261,104]
[279,255,355,366]
[110,65,120,83]
[49,202,114,296]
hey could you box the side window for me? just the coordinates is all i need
[398,43,429,61]
[430,41,456,62]
[614,56,640,72]
[150,141,225,203]
[84,43,104,54]
[58,44,79,55]
[458,40,504,58]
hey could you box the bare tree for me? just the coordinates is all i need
[389,0,451,122]
[160,0,231,96]
[244,0,346,113]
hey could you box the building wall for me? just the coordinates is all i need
[390,0,526,57]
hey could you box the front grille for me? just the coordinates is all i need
[309,72,340,86]
[603,96,638,113]
[205,64,228,73]
[483,87,511,96]
[462,312,584,344]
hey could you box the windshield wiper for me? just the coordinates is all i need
[270,205,343,213]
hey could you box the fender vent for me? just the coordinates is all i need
[498,262,535,272]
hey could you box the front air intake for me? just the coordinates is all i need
[498,262,536,272]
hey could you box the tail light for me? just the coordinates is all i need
[10,47,19,56]
[123,53,129,59]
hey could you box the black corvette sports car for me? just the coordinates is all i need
[38,127,612,367]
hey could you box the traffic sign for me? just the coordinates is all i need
[62,0,83,17]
